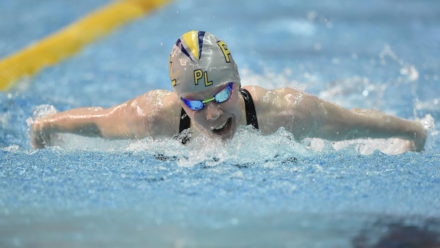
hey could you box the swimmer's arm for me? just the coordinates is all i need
[31,90,180,148]
[292,95,427,151]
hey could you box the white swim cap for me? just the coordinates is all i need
[169,31,240,95]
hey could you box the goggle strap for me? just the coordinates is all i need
[202,97,215,104]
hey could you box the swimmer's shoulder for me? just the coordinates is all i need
[135,89,179,107]
[242,85,304,108]
[242,85,310,133]
[241,85,266,103]
[127,90,179,117]
[129,89,181,135]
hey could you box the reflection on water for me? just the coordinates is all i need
[353,218,440,248]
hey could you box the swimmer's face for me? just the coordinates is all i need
[179,82,243,140]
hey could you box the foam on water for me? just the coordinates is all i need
[26,119,434,169]
[34,126,311,165]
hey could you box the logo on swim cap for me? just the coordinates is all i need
[169,31,240,94]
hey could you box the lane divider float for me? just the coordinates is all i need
[0,0,171,91]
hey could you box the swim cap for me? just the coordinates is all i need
[169,31,240,95]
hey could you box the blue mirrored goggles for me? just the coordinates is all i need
[181,82,234,111]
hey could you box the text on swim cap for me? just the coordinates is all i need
[194,69,213,87]
[217,41,231,63]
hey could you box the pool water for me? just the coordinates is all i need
[1,0,440,247]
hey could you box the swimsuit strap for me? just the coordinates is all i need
[177,87,259,142]
[239,88,259,129]
[176,108,191,144]
[179,108,191,133]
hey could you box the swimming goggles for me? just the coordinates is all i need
[181,82,234,111]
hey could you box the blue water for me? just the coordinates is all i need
[1,0,440,247]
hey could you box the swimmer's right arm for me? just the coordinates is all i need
[31,90,181,148]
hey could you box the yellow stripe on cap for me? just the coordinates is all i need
[0,0,172,91]
[181,30,201,60]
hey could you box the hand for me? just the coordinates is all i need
[31,119,58,149]
[30,105,59,149]
[412,122,427,152]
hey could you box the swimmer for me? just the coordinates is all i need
[31,30,427,152]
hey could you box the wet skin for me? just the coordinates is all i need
[179,82,246,140]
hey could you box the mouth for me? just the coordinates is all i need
[212,118,232,136]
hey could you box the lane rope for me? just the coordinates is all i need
[0,0,171,91]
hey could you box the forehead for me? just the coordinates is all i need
[180,82,230,99]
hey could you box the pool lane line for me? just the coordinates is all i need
[0,0,172,91]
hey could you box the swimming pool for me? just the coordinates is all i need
[1,0,439,247]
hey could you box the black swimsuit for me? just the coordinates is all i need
[177,88,259,143]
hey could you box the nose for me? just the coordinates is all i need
[205,102,222,121]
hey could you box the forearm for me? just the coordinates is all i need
[31,107,107,148]
[352,109,426,151]
[318,107,427,151]
[33,108,104,136]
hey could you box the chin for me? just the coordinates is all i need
[207,117,237,141]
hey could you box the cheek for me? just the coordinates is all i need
[184,108,208,128]
[225,92,242,116]
[191,111,205,124]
